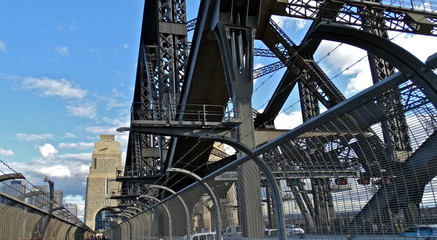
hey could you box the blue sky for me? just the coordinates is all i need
[1,0,436,222]
[0,0,145,220]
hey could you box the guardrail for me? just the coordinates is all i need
[0,161,93,239]
[130,102,240,125]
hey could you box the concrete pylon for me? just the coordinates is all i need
[84,135,121,230]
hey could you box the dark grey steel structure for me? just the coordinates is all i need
[110,0,437,239]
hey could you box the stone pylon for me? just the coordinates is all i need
[84,135,121,230]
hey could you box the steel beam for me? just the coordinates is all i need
[118,125,234,138]
[273,0,437,35]
[309,22,437,103]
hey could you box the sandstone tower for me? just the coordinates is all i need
[84,135,121,230]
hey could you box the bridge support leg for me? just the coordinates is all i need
[210,1,265,237]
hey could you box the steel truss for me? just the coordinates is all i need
[273,0,437,35]
[118,0,437,237]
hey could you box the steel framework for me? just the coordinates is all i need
[111,0,437,239]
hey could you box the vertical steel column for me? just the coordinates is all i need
[298,80,337,231]
[361,3,414,225]
[157,0,188,107]
[210,1,264,237]
[128,0,189,204]
[129,0,188,182]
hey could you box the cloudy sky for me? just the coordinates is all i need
[0,0,435,222]
[0,0,145,221]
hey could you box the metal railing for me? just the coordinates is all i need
[105,53,437,239]
[0,163,93,240]
[131,102,240,125]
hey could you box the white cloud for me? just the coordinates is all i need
[6,157,91,222]
[271,15,292,29]
[64,194,85,205]
[317,41,368,75]
[106,99,126,110]
[38,143,58,158]
[101,89,129,110]
[316,32,437,97]
[122,43,129,49]
[0,74,19,80]
[83,125,129,154]
[84,125,119,135]
[81,166,90,177]
[37,164,71,178]
[7,157,90,193]
[64,194,86,221]
[391,33,437,62]
[58,142,94,150]
[0,147,14,156]
[117,133,129,153]
[295,19,307,30]
[314,34,437,97]
[274,111,303,130]
[22,77,86,99]
[345,60,373,96]
[55,46,69,57]
[101,117,129,127]
[0,40,5,51]
[316,40,372,96]
[16,133,54,142]
[66,103,97,119]
[59,153,92,162]
[270,16,309,33]
[63,133,77,138]
[254,63,264,69]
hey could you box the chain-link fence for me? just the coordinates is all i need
[0,162,93,240]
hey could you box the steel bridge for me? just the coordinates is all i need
[105,0,437,239]
[1,0,437,239]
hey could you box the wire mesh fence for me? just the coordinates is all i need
[104,52,437,240]
[0,162,93,240]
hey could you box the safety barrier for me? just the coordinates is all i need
[0,163,93,240]
[104,48,437,240]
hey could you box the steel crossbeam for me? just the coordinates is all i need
[273,0,437,35]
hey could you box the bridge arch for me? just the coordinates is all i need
[309,22,437,100]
